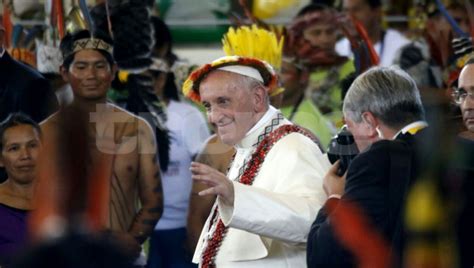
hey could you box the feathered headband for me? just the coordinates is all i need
[182,55,278,103]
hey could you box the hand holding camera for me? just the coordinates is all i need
[327,125,359,176]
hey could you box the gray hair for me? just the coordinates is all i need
[233,73,270,105]
[343,66,425,128]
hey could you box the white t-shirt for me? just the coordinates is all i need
[154,100,210,230]
[336,28,410,67]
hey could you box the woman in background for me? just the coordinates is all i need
[0,113,42,266]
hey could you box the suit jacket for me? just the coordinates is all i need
[193,108,331,267]
[307,132,423,267]
[0,51,58,123]
[450,137,474,268]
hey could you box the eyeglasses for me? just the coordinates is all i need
[452,87,474,105]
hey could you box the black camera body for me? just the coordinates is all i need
[327,125,359,176]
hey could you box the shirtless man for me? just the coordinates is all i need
[40,30,163,265]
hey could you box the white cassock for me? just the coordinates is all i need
[193,106,331,267]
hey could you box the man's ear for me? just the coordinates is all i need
[253,85,267,112]
[111,63,118,80]
[361,111,379,135]
[60,65,70,83]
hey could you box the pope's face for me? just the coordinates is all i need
[200,71,261,146]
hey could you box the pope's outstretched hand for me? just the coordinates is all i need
[190,161,234,207]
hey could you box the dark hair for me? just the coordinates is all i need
[60,29,114,70]
[0,113,42,151]
[151,16,177,64]
[340,71,357,101]
[337,0,381,9]
[150,16,179,101]
[165,73,179,101]
[297,3,330,16]
[90,3,109,35]
[149,70,180,102]
[151,17,172,53]
[311,0,335,6]
[365,0,382,9]
[447,2,466,11]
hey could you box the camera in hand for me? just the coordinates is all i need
[327,125,359,176]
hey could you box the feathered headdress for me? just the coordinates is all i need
[182,55,279,103]
[222,25,284,71]
[182,24,284,103]
[223,24,285,97]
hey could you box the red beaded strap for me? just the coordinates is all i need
[200,125,315,267]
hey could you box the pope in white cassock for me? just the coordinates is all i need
[182,56,330,267]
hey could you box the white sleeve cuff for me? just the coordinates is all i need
[217,181,236,226]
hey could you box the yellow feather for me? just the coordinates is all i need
[221,24,283,70]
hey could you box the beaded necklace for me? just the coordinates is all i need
[200,124,316,267]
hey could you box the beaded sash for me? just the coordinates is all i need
[200,124,316,267]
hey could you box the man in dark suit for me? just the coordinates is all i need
[0,18,58,182]
[452,60,474,267]
[0,19,58,123]
[456,57,474,140]
[307,67,428,267]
